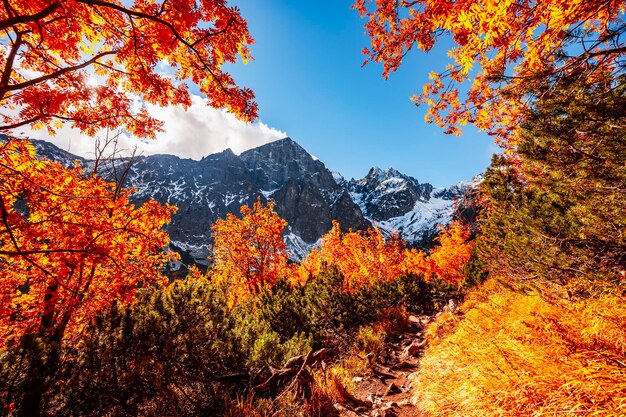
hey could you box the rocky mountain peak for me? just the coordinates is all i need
[365,166,384,181]
[29,136,474,262]
[201,148,236,161]
[363,166,410,183]
[239,137,327,191]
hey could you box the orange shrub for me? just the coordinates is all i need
[211,199,291,306]
[0,139,174,348]
[416,278,626,416]
[404,221,474,286]
[298,221,405,292]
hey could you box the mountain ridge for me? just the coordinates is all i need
[30,137,480,264]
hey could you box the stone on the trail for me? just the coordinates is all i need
[352,376,363,383]
[403,339,426,357]
[398,398,413,407]
[368,393,382,404]
[333,403,347,412]
[373,401,400,417]
[385,382,403,396]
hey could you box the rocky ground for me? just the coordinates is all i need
[335,315,431,417]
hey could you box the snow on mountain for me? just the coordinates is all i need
[30,137,369,262]
[345,167,479,247]
[29,136,479,262]
[373,193,454,244]
[283,229,320,262]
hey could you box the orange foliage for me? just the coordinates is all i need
[354,0,626,145]
[404,221,473,286]
[299,221,473,289]
[0,0,256,138]
[299,221,406,292]
[211,199,290,304]
[428,221,474,285]
[0,139,175,348]
[417,278,626,416]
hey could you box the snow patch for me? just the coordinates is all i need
[260,188,279,198]
[283,232,318,262]
[331,170,345,185]
[372,196,454,243]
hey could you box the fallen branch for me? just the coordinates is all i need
[252,348,331,394]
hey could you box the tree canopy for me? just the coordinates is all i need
[0,0,256,138]
[0,139,175,348]
[354,0,626,145]
[211,199,291,304]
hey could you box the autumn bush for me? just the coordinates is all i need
[414,70,626,417]
[0,139,175,416]
[415,278,626,416]
[297,222,407,292]
[7,258,449,416]
[211,199,292,306]
[6,271,312,417]
[222,388,335,417]
[3,275,242,416]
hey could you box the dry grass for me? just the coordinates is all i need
[415,278,626,416]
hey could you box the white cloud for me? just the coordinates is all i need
[15,94,287,160]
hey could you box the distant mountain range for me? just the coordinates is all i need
[32,137,481,264]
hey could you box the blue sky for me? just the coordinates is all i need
[31,0,498,187]
[224,0,498,186]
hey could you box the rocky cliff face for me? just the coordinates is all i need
[345,167,481,248]
[32,137,370,262]
[240,138,370,245]
[31,137,479,263]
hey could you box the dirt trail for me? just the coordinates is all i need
[336,315,431,417]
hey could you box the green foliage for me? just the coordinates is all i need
[301,267,431,339]
[355,326,386,357]
[462,242,490,289]
[0,250,446,416]
[234,296,313,367]
[478,71,626,292]
[239,269,432,361]
[254,280,315,346]
[59,278,247,416]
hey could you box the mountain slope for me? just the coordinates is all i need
[345,167,481,247]
[31,137,477,263]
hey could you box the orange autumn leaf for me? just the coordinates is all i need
[354,0,626,146]
[0,0,257,138]
[404,221,474,286]
[300,221,406,292]
[210,199,290,305]
[0,139,175,348]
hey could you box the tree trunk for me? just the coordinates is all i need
[17,279,64,416]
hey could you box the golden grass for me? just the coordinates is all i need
[415,278,626,416]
